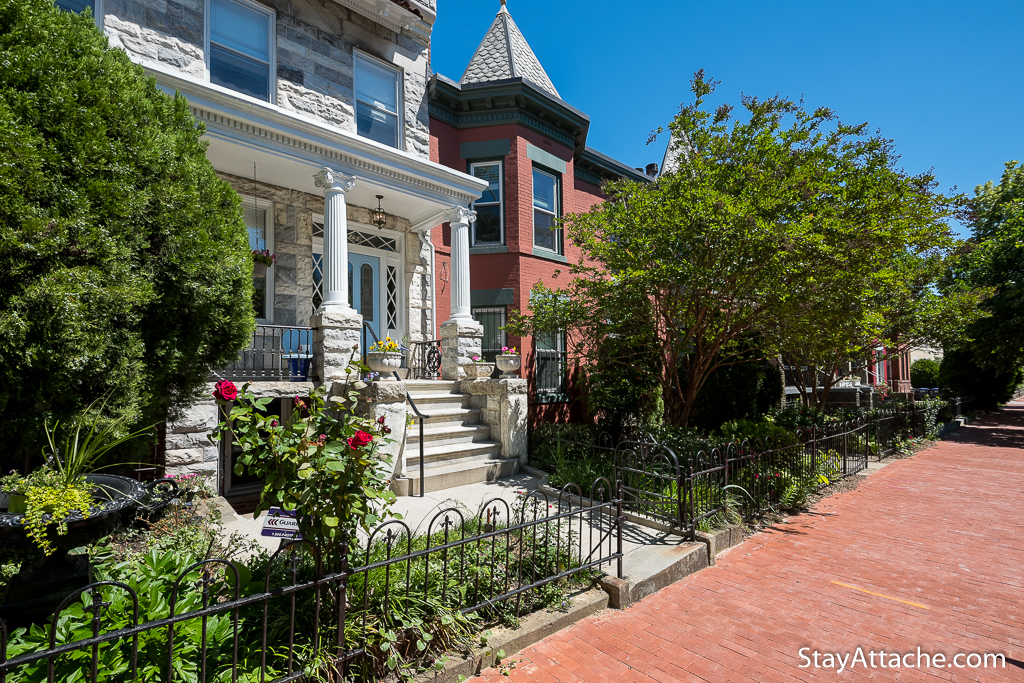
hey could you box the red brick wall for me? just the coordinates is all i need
[429,118,609,425]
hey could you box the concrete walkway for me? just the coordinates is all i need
[472,402,1024,682]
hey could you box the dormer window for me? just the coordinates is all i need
[355,52,402,148]
[208,0,274,102]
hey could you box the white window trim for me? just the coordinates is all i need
[532,166,561,255]
[204,0,277,105]
[353,49,404,150]
[247,197,274,323]
[469,160,504,246]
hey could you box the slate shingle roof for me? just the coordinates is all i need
[460,2,560,98]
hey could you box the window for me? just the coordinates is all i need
[209,0,274,101]
[56,0,102,25]
[355,52,402,148]
[532,167,560,253]
[245,204,272,320]
[470,161,503,245]
[536,331,566,394]
[472,307,507,362]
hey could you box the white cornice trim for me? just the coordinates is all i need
[331,0,436,33]
[142,61,485,204]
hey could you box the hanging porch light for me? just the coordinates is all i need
[371,194,388,230]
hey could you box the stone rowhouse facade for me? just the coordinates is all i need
[427,3,652,425]
[82,0,490,485]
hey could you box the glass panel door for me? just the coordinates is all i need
[349,252,380,353]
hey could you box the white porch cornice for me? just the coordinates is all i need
[143,62,486,227]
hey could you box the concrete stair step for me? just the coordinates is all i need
[392,458,520,496]
[405,380,460,393]
[406,393,470,413]
[406,440,502,466]
[413,408,481,426]
[407,423,492,447]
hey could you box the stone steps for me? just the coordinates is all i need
[395,379,517,496]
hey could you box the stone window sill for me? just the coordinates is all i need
[469,245,509,254]
[534,392,570,404]
[531,248,567,264]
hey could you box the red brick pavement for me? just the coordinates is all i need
[473,402,1024,682]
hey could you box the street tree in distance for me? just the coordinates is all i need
[940,160,1024,407]
[0,0,254,463]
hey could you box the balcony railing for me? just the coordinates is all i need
[218,325,314,382]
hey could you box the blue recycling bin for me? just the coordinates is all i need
[283,354,312,381]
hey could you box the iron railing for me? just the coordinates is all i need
[408,340,441,380]
[533,399,962,539]
[360,322,430,497]
[219,325,314,382]
[0,482,623,682]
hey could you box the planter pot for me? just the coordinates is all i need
[366,352,403,377]
[253,261,269,278]
[6,494,26,515]
[465,362,495,379]
[495,354,521,379]
[0,475,178,626]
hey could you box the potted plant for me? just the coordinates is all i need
[0,471,28,514]
[495,345,521,378]
[252,249,276,277]
[366,337,403,377]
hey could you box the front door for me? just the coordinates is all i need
[350,252,381,353]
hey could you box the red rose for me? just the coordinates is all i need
[347,430,373,450]
[213,380,238,402]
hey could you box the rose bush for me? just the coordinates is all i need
[212,380,238,402]
[212,369,397,562]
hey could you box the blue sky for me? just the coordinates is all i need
[430,0,1024,236]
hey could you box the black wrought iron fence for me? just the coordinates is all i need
[0,482,623,683]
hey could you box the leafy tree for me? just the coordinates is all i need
[940,160,1024,405]
[910,358,941,389]
[0,0,254,464]
[509,71,978,426]
[780,249,982,409]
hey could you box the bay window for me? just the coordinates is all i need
[532,167,560,253]
[470,161,503,245]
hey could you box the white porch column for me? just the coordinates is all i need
[313,167,357,310]
[444,205,475,322]
[312,166,362,384]
[440,205,483,380]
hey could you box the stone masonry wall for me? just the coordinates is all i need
[216,173,426,344]
[103,0,430,158]
[165,382,315,482]
[218,172,320,326]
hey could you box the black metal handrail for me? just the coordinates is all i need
[361,322,429,498]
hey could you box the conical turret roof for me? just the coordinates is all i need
[460,1,560,98]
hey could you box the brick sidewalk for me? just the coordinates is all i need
[473,402,1024,682]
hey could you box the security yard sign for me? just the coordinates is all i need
[261,507,301,539]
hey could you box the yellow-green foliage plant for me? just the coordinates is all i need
[22,468,93,556]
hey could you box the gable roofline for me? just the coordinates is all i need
[580,147,652,184]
